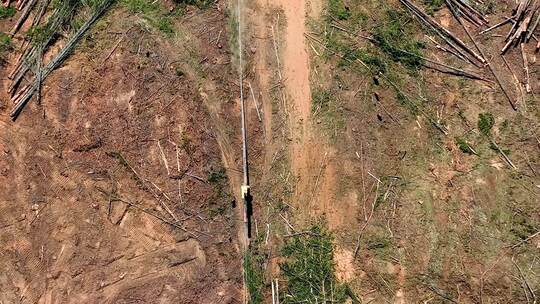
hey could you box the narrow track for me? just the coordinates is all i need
[237,0,251,249]
[237,0,254,302]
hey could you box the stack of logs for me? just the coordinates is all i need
[401,0,539,110]
[501,0,540,53]
[3,0,113,120]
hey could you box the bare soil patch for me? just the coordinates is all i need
[0,3,244,303]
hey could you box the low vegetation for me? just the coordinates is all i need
[311,1,438,139]
[311,88,345,139]
[181,0,213,8]
[0,6,16,19]
[422,0,444,13]
[455,137,475,154]
[121,0,175,34]
[208,166,227,183]
[478,112,495,136]
[120,0,212,34]
[0,33,11,62]
[323,4,425,72]
[280,226,354,303]
[372,10,425,72]
[328,0,351,20]
[244,251,265,304]
[206,165,233,218]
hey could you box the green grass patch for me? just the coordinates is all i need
[182,0,213,8]
[23,0,114,49]
[205,163,232,217]
[509,212,539,241]
[489,142,511,155]
[320,2,446,132]
[280,225,352,303]
[319,3,434,129]
[0,6,16,19]
[335,44,387,73]
[422,0,444,14]
[373,9,425,72]
[455,137,475,154]
[208,205,227,218]
[312,89,345,139]
[121,0,162,13]
[478,112,494,136]
[227,4,240,69]
[244,252,265,304]
[0,33,11,52]
[25,25,55,46]
[499,119,509,132]
[328,0,351,20]
[312,90,332,113]
[208,166,227,183]
[121,0,177,35]
[0,33,12,63]
[366,233,392,254]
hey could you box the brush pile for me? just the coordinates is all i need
[3,0,114,120]
[401,0,539,110]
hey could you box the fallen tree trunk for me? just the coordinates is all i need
[10,0,115,119]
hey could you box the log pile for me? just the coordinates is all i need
[446,0,488,28]
[501,0,540,53]
[401,0,539,110]
[3,0,114,120]
[400,0,485,66]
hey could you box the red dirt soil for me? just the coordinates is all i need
[0,4,244,304]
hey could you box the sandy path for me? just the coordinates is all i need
[248,0,314,194]
[247,0,359,295]
[271,0,319,208]
[249,0,337,213]
[272,0,342,221]
[249,0,314,182]
[249,0,360,238]
[272,0,312,124]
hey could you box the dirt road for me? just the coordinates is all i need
[272,0,312,124]
[271,0,326,210]
[247,0,359,289]
[251,0,343,223]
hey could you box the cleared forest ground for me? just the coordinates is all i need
[1,1,245,303]
[244,0,539,303]
[1,0,539,303]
